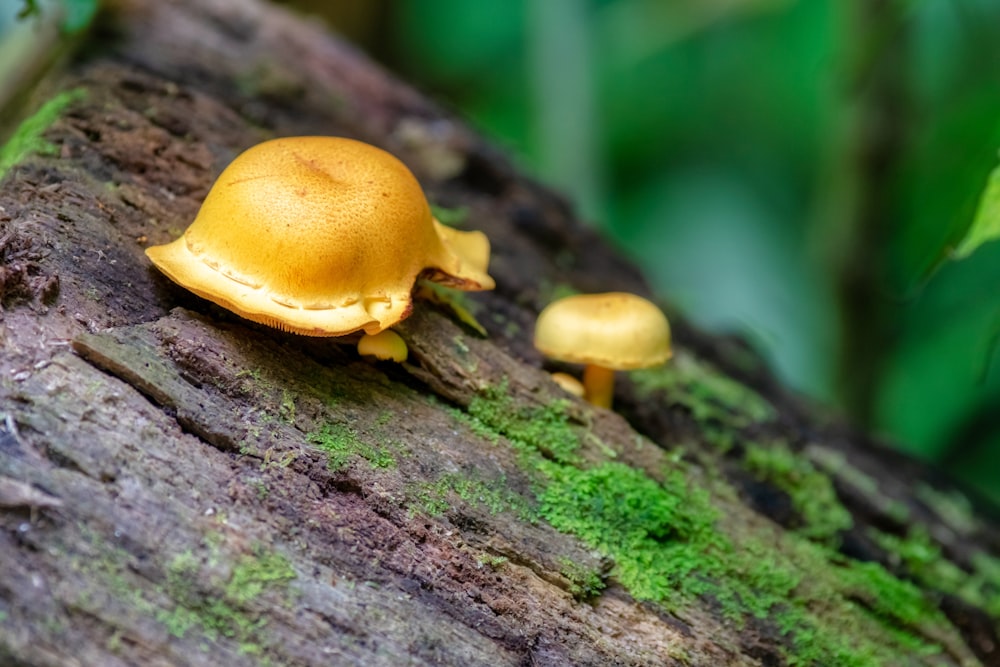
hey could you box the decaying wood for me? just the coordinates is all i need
[1,0,999,665]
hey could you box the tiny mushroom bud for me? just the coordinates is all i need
[534,292,671,409]
[145,136,494,339]
[358,329,408,362]
[549,371,585,398]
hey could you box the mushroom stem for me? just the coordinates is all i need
[582,364,615,408]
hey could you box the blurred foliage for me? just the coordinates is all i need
[0,0,98,117]
[276,0,1000,505]
[953,162,1000,260]
[12,0,98,33]
[16,0,41,20]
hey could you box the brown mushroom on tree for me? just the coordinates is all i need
[534,292,672,408]
[145,136,494,355]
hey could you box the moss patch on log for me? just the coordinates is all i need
[71,524,296,659]
[405,473,534,521]
[450,379,958,666]
[461,380,582,466]
[307,421,398,472]
[630,350,776,427]
[871,525,1000,618]
[157,541,296,655]
[744,440,854,544]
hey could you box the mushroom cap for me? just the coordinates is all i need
[549,371,585,397]
[534,292,672,370]
[145,136,494,336]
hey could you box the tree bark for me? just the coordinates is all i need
[1,1,998,665]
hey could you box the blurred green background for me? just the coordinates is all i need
[5,0,1000,503]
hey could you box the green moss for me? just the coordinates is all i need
[970,552,1000,617]
[225,550,297,605]
[307,422,396,471]
[451,380,954,665]
[871,524,1000,618]
[157,544,295,655]
[105,630,122,653]
[731,538,944,665]
[71,526,156,617]
[535,459,827,638]
[451,475,530,515]
[406,473,533,520]
[235,367,273,395]
[71,526,297,657]
[462,380,581,465]
[0,88,85,178]
[915,484,979,536]
[808,447,910,524]
[41,615,67,635]
[631,352,776,428]
[838,560,944,656]
[557,557,606,600]
[157,550,202,637]
[279,389,296,424]
[476,554,509,569]
[446,403,499,443]
[405,482,452,516]
[539,461,723,606]
[745,442,853,544]
[260,447,298,471]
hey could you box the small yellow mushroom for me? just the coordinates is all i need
[549,371,585,398]
[357,329,408,362]
[145,136,494,337]
[534,292,671,409]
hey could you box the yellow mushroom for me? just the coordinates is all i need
[357,329,408,362]
[549,371,585,398]
[145,136,494,338]
[534,292,671,408]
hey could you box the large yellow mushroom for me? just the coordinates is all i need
[145,136,494,346]
[534,292,672,408]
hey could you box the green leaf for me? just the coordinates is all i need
[952,160,1000,260]
[16,0,41,20]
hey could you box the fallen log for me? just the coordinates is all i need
[1,1,998,665]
